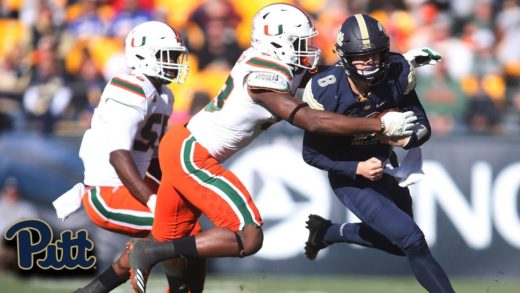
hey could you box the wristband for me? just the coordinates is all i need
[147,194,157,212]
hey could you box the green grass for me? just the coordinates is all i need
[0,273,519,293]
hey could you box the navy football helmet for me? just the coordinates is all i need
[335,14,390,86]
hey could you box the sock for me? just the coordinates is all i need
[79,265,127,293]
[146,236,198,266]
[323,223,346,244]
[324,223,404,256]
[166,274,189,293]
[171,236,198,258]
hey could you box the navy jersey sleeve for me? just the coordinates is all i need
[397,90,431,149]
[387,53,431,149]
[302,132,359,179]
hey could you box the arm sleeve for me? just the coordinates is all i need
[398,90,431,149]
[302,131,359,179]
[105,99,145,152]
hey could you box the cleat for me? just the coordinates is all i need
[304,214,332,260]
[128,238,155,293]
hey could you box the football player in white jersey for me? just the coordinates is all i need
[125,4,420,293]
[55,21,205,292]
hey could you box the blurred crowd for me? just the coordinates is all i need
[0,0,519,136]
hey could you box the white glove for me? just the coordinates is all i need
[147,194,157,213]
[380,111,417,137]
[403,47,442,68]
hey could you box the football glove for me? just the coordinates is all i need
[403,47,442,68]
[380,111,417,137]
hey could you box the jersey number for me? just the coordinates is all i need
[205,76,234,111]
[133,113,169,152]
[317,75,336,87]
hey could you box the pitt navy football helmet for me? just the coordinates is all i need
[335,14,389,86]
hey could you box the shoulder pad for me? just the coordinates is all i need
[247,71,290,92]
[245,55,293,81]
[105,74,153,111]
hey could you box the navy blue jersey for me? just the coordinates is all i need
[302,52,431,179]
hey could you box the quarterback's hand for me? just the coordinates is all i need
[356,157,384,181]
[380,111,416,137]
[403,47,442,68]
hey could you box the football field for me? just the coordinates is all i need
[1,273,519,293]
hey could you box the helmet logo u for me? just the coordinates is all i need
[131,36,147,47]
[264,25,283,36]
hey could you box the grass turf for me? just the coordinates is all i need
[0,273,518,293]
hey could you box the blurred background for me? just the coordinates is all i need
[0,0,519,292]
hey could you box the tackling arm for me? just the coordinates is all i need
[251,89,382,134]
[250,89,416,136]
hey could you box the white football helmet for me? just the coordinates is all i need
[125,21,188,84]
[251,3,320,70]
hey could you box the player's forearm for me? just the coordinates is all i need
[252,89,381,135]
[295,108,381,135]
[110,150,153,204]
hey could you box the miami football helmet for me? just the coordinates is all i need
[335,14,390,86]
[125,21,188,84]
[251,3,320,70]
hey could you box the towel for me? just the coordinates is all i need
[384,147,424,187]
[52,183,86,221]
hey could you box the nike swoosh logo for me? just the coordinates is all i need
[376,101,386,108]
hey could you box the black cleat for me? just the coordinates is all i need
[304,214,332,260]
[128,238,155,293]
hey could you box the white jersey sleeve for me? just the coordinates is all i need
[103,99,143,151]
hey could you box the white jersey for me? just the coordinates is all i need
[79,73,173,186]
[187,48,299,162]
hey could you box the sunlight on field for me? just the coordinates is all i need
[0,273,519,293]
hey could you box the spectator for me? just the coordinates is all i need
[67,48,106,130]
[22,36,72,134]
[64,0,107,40]
[106,0,153,40]
[416,60,468,135]
[464,75,503,135]
[0,177,38,272]
[0,42,31,130]
[502,87,520,135]
[188,0,242,71]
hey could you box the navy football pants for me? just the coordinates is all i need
[326,173,455,293]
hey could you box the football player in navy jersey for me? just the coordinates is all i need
[302,14,455,292]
